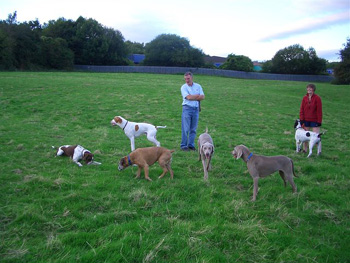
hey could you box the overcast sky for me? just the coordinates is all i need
[1,0,349,62]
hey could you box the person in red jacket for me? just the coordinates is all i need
[299,83,323,151]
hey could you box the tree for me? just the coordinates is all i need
[0,12,42,70]
[261,60,273,73]
[143,34,205,67]
[267,44,326,75]
[333,38,350,84]
[220,54,253,72]
[43,18,77,47]
[0,21,16,70]
[43,16,128,65]
[125,41,145,54]
[103,27,128,65]
[40,36,74,69]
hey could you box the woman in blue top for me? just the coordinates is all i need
[180,72,205,151]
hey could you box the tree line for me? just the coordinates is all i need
[0,12,349,84]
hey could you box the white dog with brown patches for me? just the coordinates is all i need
[53,145,101,167]
[111,116,166,151]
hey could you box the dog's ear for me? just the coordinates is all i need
[115,117,122,124]
[211,145,215,154]
[83,153,93,163]
[235,147,243,159]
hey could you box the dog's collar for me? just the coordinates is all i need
[247,152,253,161]
[123,121,129,131]
[127,155,132,165]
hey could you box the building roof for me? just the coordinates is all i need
[128,54,145,64]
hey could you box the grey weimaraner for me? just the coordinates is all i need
[232,145,297,201]
[198,127,214,181]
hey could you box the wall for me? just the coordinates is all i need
[74,65,334,83]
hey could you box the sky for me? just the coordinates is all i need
[1,0,349,62]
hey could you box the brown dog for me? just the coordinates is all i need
[118,147,174,181]
[232,145,297,201]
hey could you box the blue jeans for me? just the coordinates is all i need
[181,105,199,149]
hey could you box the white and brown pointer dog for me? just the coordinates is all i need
[118,147,174,181]
[53,145,101,167]
[111,116,166,151]
[232,145,297,201]
[294,119,325,158]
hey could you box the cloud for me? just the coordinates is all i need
[116,14,179,43]
[259,11,349,42]
[293,0,349,14]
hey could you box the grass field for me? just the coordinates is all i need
[1,72,349,262]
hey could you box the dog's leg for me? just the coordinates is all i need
[285,174,297,193]
[158,158,168,179]
[198,143,202,161]
[317,141,322,155]
[135,167,142,179]
[158,166,168,179]
[207,156,212,171]
[252,177,259,201]
[167,164,174,179]
[159,156,173,179]
[279,171,287,187]
[202,159,208,181]
[143,165,152,181]
[74,161,83,167]
[130,137,136,151]
[296,141,300,153]
[147,135,161,147]
[307,141,315,158]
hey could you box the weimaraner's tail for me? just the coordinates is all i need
[291,159,298,177]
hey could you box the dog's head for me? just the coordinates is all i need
[118,156,130,171]
[111,116,124,126]
[201,142,214,159]
[294,119,302,129]
[231,145,248,160]
[82,152,94,164]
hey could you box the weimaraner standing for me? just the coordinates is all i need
[231,145,297,201]
[198,127,214,181]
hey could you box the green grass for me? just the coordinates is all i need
[1,72,349,262]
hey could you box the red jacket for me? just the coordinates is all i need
[299,93,322,123]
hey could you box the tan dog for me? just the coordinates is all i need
[232,145,297,201]
[118,147,174,181]
[198,127,214,181]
